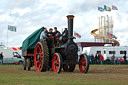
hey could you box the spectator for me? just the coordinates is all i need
[95,53,98,64]
[111,54,115,64]
[90,54,94,64]
[40,28,47,41]
[115,58,119,65]
[0,52,4,65]
[88,54,91,63]
[119,57,124,65]
[99,54,104,65]
[123,54,127,64]
[97,52,101,64]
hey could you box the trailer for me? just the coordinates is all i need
[81,46,128,60]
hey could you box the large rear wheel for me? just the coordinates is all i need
[79,54,89,73]
[34,41,49,72]
[52,53,62,73]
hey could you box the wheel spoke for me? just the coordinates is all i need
[39,47,42,53]
[40,52,43,56]
[56,60,59,66]
[82,60,86,66]
[36,60,40,64]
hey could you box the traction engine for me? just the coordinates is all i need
[22,15,89,73]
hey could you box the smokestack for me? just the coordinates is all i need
[67,15,74,39]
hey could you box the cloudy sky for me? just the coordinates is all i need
[0,0,128,47]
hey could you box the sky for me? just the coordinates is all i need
[0,0,128,47]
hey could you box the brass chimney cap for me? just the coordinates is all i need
[67,15,74,19]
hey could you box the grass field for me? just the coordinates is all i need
[0,65,128,85]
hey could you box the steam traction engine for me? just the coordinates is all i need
[22,15,89,73]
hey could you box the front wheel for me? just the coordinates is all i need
[52,53,63,73]
[79,54,89,73]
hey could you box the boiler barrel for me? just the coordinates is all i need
[67,15,74,38]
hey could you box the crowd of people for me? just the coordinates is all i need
[88,52,127,65]
[111,54,127,65]
[88,52,104,65]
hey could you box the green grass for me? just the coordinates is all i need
[0,65,128,85]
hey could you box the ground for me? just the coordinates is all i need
[0,65,128,85]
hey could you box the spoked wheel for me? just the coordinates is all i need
[34,41,49,72]
[79,54,89,73]
[26,58,31,70]
[63,64,76,72]
[23,58,27,70]
[52,53,63,73]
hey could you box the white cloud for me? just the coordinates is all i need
[11,7,31,16]
[0,13,14,22]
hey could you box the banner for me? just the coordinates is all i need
[8,25,16,32]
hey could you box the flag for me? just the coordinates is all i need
[104,5,111,11]
[112,5,118,10]
[107,32,116,39]
[74,32,81,38]
[98,7,104,12]
[8,25,16,32]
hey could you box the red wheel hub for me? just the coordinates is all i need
[34,43,43,72]
[52,54,60,72]
[79,55,87,72]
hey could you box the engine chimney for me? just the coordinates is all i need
[67,15,74,39]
